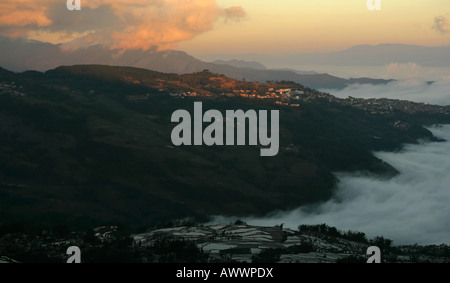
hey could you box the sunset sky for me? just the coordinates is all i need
[181,0,450,55]
[0,0,449,55]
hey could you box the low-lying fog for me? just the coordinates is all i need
[323,78,450,106]
[211,125,450,245]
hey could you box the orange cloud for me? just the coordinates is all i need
[0,0,246,51]
[0,1,52,27]
[0,10,51,27]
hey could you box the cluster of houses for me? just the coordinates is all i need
[231,88,303,100]
[170,91,197,97]
[170,88,304,108]
[0,81,25,96]
[344,96,450,115]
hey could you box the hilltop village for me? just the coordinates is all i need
[165,84,450,116]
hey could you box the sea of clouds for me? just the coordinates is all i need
[211,125,450,245]
[323,77,450,106]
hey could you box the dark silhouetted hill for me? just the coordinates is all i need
[0,65,448,229]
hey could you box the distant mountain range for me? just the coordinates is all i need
[206,44,450,67]
[211,60,317,75]
[212,59,268,70]
[0,37,393,89]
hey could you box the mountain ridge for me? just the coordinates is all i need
[0,37,392,89]
[212,59,268,70]
[208,44,450,68]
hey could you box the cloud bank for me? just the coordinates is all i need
[211,125,450,245]
[0,0,246,51]
[324,77,450,106]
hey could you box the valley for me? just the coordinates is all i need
[0,65,449,229]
